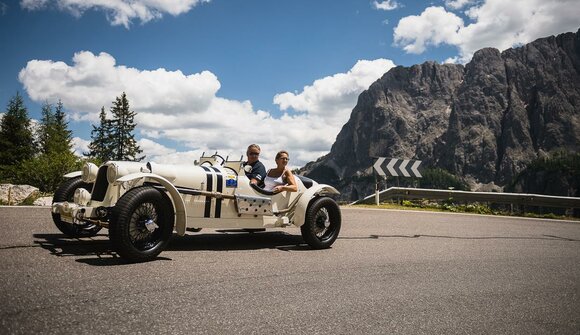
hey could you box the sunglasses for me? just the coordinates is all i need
[248,152,260,156]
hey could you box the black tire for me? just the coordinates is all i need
[300,197,341,249]
[109,186,174,262]
[51,177,102,237]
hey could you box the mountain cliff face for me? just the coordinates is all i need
[303,29,580,200]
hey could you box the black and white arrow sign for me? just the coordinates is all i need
[373,158,423,178]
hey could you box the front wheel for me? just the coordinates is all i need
[51,177,101,237]
[109,186,175,262]
[301,197,341,249]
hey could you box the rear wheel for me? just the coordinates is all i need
[51,177,101,237]
[109,186,174,262]
[301,197,341,249]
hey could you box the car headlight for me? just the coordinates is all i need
[107,164,119,184]
[106,163,131,184]
[82,162,99,183]
[74,188,91,206]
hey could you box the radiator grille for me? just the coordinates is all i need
[91,166,109,201]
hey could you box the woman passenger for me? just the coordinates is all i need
[263,150,298,193]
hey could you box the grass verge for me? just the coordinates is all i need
[347,200,579,221]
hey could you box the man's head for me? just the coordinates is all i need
[246,144,261,163]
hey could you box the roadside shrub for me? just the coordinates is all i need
[419,168,468,191]
[12,153,83,193]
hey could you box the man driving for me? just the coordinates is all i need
[243,144,267,187]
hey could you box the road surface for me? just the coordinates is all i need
[0,206,579,334]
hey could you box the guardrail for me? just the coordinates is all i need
[351,187,580,209]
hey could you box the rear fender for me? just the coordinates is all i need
[292,184,340,227]
[115,173,187,236]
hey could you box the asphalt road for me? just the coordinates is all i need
[0,206,579,334]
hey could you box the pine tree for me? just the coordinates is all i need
[0,93,35,167]
[52,100,74,155]
[13,99,81,192]
[38,100,74,155]
[38,101,55,155]
[109,92,144,161]
[86,107,113,162]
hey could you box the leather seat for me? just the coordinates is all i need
[296,175,314,189]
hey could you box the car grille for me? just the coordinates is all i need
[91,166,109,201]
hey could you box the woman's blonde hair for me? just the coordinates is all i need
[275,150,289,160]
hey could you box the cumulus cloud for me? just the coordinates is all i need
[394,0,580,62]
[72,136,90,157]
[273,59,396,125]
[138,138,176,157]
[393,6,464,54]
[19,51,220,122]
[444,0,476,10]
[19,52,396,167]
[372,0,399,11]
[20,0,210,28]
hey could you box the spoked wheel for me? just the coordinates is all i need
[51,176,101,237]
[110,186,174,262]
[301,197,341,249]
[129,202,164,251]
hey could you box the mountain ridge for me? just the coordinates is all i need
[303,29,580,200]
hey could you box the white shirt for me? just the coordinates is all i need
[263,172,285,191]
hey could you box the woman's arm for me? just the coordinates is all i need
[273,169,297,193]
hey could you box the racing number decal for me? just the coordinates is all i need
[201,166,224,218]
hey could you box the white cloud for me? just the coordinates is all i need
[372,0,399,11]
[20,0,210,28]
[393,6,464,54]
[444,0,476,10]
[145,149,204,165]
[443,56,460,64]
[19,51,220,123]
[19,52,396,167]
[394,0,580,62]
[138,138,176,157]
[72,136,90,157]
[273,59,396,125]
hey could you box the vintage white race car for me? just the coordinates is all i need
[51,153,341,262]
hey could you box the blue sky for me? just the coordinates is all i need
[1,0,578,167]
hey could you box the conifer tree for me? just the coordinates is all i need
[0,93,35,167]
[86,107,113,162]
[38,101,55,155]
[18,99,80,192]
[52,100,74,155]
[38,100,74,155]
[109,92,144,161]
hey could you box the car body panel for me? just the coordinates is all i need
[52,154,339,236]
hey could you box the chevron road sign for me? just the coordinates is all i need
[373,157,423,178]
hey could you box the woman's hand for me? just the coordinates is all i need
[272,186,283,193]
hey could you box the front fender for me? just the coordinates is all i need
[115,172,187,236]
[64,171,82,178]
[292,184,340,227]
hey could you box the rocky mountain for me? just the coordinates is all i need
[303,29,580,201]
